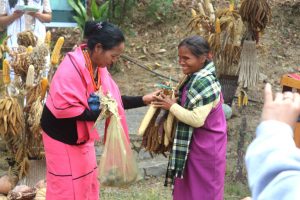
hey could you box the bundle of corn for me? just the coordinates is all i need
[0,31,65,181]
[239,0,271,43]
[0,97,24,144]
[139,89,176,154]
[189,0,245,75]
[17,31,37,47]
[27,97,43,157]
[237,40,259,88]
[10,46,30,80]
[28,44,49,78]
[188,0,216,38]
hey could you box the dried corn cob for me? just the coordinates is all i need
[198,2,206,16]
[40,78,48,99]
[215,18,221,34]
[25,65,35,87]
[51,37,64,65]
[138,105,157,136]
[191,8,197,19]
[229,0,235,12]
[26,46,33,53]
[45,30,51,48]
[2,59,10,85]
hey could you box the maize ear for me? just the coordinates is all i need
[164,112,174,147]
[191,8,197,19]
[198,2,206,16]
[138,105,157,136]
[27,45,33,53]
[204,0,210,12]
[229,0,235,11]
[2,59,10,84]
[238,94,242,107]
[51,37,64,65]
[242,95,248,106]
[164,91,175,146]
[163,121,169,147]
[45,30,51,48]
[26,65,35,87]
[215,18,221,34]
[40,78,49,99]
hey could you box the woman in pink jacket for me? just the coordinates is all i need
[41,21,155,200]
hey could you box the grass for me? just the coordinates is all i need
[100,177,172,200]
[100,177,250,200]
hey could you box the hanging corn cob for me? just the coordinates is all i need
[2,59,10,85]
[40,78,49,100]
[215,18,221,34]
[25,65,35,87]
[229,0,235,12]
[51,37,64,66]
[45,30,51,49]
[26,46,33,54]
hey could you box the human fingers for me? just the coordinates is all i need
[264,83,273,104]
[293,93,300,110]
[151,100,165,108]
[274,92,283,103]
[283,91,294,101]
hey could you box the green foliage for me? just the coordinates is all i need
[91,0,109,21]
[68,0,110,30]
[109,0,137,24]
[145,0,174,22]
[67,0,88,30]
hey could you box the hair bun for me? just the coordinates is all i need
[84,21,110,39]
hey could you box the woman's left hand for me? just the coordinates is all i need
[152,93,177,110]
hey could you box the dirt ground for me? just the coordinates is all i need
[0,0,299,199]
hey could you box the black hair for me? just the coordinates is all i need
[178,36,211,58]
[84,21,125,51]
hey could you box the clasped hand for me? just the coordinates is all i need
[88,93,101,112]
[152,92,178,110]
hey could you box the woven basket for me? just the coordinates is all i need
[219,75,238,106]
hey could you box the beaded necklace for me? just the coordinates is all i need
[82,49,101,91]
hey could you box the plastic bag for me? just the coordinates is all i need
[95,90,140,187]
[99,115,140,187]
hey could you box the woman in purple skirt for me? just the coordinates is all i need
[153,36,227,200]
